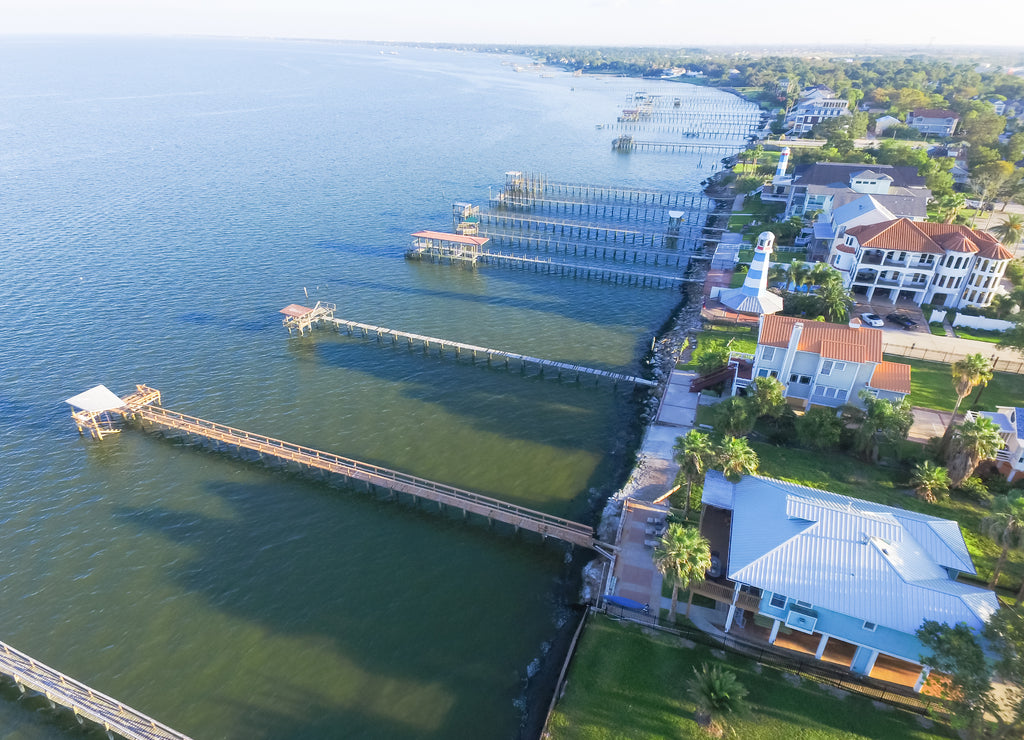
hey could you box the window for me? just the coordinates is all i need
[820,361,846,376]
[789,374,811,385]
[761,346,776,362]
[863,621,877,632]
[818,386,842,399]
[795,600,813,609]
[770,593,786,609]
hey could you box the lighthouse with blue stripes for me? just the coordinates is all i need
[718,231,784,316]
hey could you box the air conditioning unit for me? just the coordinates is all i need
[785,605,818,634]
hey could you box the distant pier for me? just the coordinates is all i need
[280,304,657,388]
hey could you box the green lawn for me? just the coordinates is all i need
[952,327,1004,344]
[886,355,1024,413]
[928,323,947,337]
[750,442,1024,597]
[737,249,808,265]
[546,615,950,740]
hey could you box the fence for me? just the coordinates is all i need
[883,344,1024,374]
[595,605,942,717]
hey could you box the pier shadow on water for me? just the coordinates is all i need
[112,474,575,739]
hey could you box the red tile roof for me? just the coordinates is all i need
[759,314,883,363]
[870,361,912,395]
[847,218,1013,260]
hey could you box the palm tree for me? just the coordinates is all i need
[946,416,1004,487]
[991,214,1024,247]
[815,278,854,323]
[942,354,994,448]
[843,391,914,463]
[786,260,811,292]
[808,261,840,287]
[712,397,757,438]
[673,430,716,519]
[713,435,759,482]
[686,662,748,732]
[980,496,1024,592]
[652,523,712,620]
[749,375,787,420]
[911,461,950,504]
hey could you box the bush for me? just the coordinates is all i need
[955,476,992,504]
[795,407,843,451]
[1006,259,1024,288]
[695,339,731,375]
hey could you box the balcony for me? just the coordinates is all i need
[690,580,762,612]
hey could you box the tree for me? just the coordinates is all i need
[795,406,843,450]
[815,278,854,323]
[786,260,811,292]
[911,460,950,504]
[992,214,1024,247]
[842,391,914,462]
[981,496,1024,591]
[971,161,1016,212]
[673,430,716,519]
[712,435,759,482]
[686,662,748,733]
[652,523,712,621]
[946,416,1004,487]
[712,396,756,438]
[749,375,787,421]
[918,610,1024,739]
[942,354,994,447]
[694,339,731,376]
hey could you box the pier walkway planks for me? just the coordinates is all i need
[321,315,657,388]
[131,402,597,549]
[0,640,191,740]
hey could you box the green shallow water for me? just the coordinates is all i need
[0,37,755,738]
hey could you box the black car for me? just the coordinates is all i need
[886,313,918,329]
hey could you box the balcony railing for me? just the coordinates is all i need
[690,580,762,612]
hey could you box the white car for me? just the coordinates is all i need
[859,312,884,327]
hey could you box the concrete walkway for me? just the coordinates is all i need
[609,370,700,609]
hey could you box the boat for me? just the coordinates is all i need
[604,595,649,611]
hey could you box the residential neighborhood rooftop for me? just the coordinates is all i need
[758,314,883,364]
[846,218,1013,260]
[702,472,999,635]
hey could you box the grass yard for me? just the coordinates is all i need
[546,614,950,740]
[886,355,1024,413]
[952,327,1004,344]
[928,323,947,337]
[750,442,1024,598]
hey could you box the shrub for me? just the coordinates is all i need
[795,407,843,451]
[956,476,992,504]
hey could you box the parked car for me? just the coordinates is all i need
[886,313,918,329]
[859,312,884,328]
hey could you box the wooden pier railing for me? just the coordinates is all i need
[321,316,657,387]
[0,640,191,740]
[131,401,597,549]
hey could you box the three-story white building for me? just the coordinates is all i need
[829,218,1013,309]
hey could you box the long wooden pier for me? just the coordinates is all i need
[0,639,190,740]
[104,392,598,549]
[320,315,657,387]
[408,245,688,288]
[612,137,747,155]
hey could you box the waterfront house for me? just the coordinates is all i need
[736,313,911,410]
[700,471,999,690]
[777,162,930,221]
[784,86,850,135]
[966,406,1024,482]
[906,109,960,137]
[830,217,1013,309]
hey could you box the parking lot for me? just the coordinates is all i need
[854,299,930,334]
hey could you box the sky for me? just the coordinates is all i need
[3,0,1023,49]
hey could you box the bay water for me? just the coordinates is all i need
[0,37,755,738]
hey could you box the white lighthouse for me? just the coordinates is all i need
[718,231,784,316]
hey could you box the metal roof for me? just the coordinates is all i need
[65,385,126,413]
[411,230,490,247]
[703,471,997,635]
[279,304,314,318]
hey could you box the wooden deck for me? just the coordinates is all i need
[0,639,190,740]
[128,396,596,549]
[322,316,657,388]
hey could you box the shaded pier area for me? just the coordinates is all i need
[69,387,598,550]
[0,639,191,740]
[283,306,656,388]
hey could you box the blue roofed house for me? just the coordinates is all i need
[699,471,999,691]
[966,406,1024,483]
